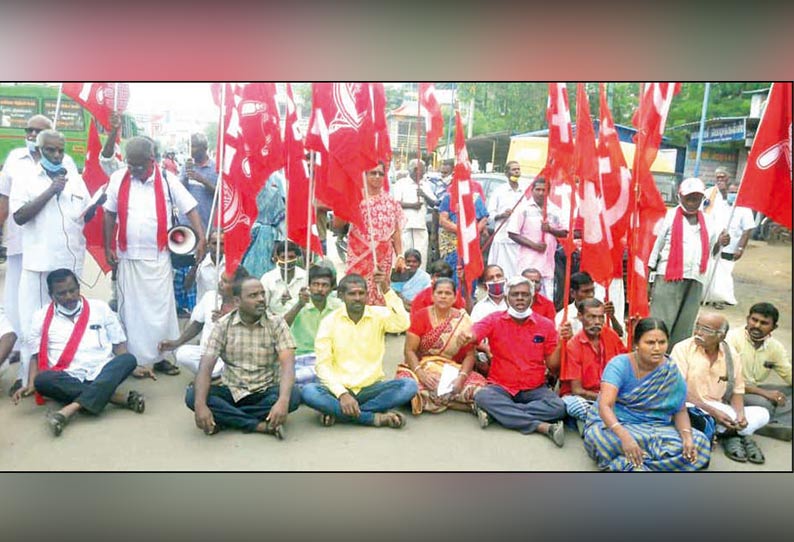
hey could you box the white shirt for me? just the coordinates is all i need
[28,299,126,382]
[103,167,197,260]
[649,207,719,283]
[470,295,507,323]
[392,176,436,229]
[260,266,307,318]
[722,205,755,254]
[9,155,90,272]
[0,147,35,256]
[196,254,224,302]
[556,302,583,335]
[488,180,529,243]
[191,289,220,347]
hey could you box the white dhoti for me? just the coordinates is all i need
[174,345,224,378]
[401,228,428,265]
[18,269,53,385]
[488,240,520,280]
[3,253,22,336]
[702,400,770,436]
[702,257,737,305]
[117,253,180,366]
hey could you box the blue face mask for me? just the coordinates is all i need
[39,154,63,173]
[26,139,38,153]
[727,193,737,205]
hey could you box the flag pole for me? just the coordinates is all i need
[362,172,379,274]
[306,152,316,282]
[213,83,227,312]
[693,83,711,177]
[114,82,119,112]
[53,83,63,130]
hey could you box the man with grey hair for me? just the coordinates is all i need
[487,161,528,280]
[9,128,102,392]
[1,114,53,394]
[392,158,436,264]
[470,275,567,447]
[104,137,206,377]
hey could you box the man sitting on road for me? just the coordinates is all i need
[301,271,417,429]
[260,240,307,319]
[556,271,623,338]
[186,276,300,439]
[11,268,143,437]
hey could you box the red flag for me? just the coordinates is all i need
[62,83,129,130]
[575,83,612,286]
[735,82,792,229]
[238,83,285,184]
[306,83,373,229]
[450,111,484,290]
[544,83,576,210]
[627,83,680,319]
[284,84,323,256]
[597,83,632,278]
[419,83,444,154]
[82,120,114,273]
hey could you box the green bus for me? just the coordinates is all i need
[0,83,138,170]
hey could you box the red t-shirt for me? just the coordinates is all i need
[532,293,556,321]
[559,326,626,397]
[409,286,466,320]
[472,311,558,395]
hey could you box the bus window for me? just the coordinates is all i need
[0,95,38,128]
[43,97,86,132]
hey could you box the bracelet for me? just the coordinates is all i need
[608,422,622,431]
[680,428,692,433]
[458,371,469,378]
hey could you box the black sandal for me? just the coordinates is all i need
[722,436,747,463]
[741,436,766,464]
[153,360,181,376]
[46,412,68,437]
[127,391,145,414]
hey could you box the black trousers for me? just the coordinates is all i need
[34,354,137,415]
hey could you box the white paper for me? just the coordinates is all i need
[436,364,460,396]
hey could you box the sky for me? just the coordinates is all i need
[126,83,217,123]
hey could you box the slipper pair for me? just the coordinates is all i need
[723,435,765,464]
[127,391,145,414]
[153,360,180,376]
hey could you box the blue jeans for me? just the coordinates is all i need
[301,379,418,426]
[474,384,566,434]
[185,384,301,432]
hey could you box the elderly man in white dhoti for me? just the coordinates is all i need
[103,137,206,378]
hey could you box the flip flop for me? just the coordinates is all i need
[46,412,68,437]
[320,414,336,427]
[741,436,766,464]
[375,411,406,429]
[722,436,747,463]
[126,391,145,414]
[473,404,491,429]
[153,360,181,376]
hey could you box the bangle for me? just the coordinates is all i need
[458,371,469,378]
[608,422,622,431]
[680,428,692,433]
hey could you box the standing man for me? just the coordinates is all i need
[392,159,436,265]
[181,133,218,229]
[649,178,728,350]
[702,180,755,309]
[300,272,416,429]
[10,129,99,392]
[508,177,568,300]
[487,161,528,280]
[727,302,791,442]
[0,114,52,394]
[186,276,300,439]
[103,137,206,377]
[471,276,567,447]
[11,269,143,437]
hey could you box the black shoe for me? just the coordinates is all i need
[8,379,22,397]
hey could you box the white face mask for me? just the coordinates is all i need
[56,298,83,317]
[507,305,532,319]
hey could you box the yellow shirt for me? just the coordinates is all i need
[727,328,792,387]
[672,337,744,403]
[315,289,409,397]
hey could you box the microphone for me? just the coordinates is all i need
[52,167,67,199]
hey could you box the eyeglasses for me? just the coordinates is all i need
[694,324,720,335]
[24,127,44,134]
[367,170,385,177]
[42,146,65,153]
[126,162,150,174]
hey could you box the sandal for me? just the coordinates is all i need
[153,360,181,376]
[320,414,336,427]
[722,435,747,463]
[374,411,406,429]
[473,404,491,429]
[46,412,68,437]
[126,391,145,414]
[741,436,766,464]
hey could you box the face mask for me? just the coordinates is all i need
[727,193,737,205]
[509,175,520,183]
[39,154,63,173]
[485,280,506,298]
[276,257,298,271]
[507,305,532,319]
[26,139,38,153]
[56,298,83,317]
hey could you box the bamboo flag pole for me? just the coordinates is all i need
[53,83,63,130]
[362,171,378,273]
[306,152,316,283]
[213,83,227,312]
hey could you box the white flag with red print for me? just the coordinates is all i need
[449,111,484,289]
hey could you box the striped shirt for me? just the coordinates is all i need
[204,310,296,401]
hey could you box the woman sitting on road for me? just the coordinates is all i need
[396,278,486,415]
[391,249,431,310]
[583,317,711,472]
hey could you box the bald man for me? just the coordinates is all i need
[0,114,52,394]
[181,132,218,229]
[104,137,206,377]
[672,311,770,465]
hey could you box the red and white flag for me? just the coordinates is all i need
[419,83,444,154]
[544,83,576,211]
[284,83,323,256]
[575,83,613,287]
[597,83,632,280]
[736,82,792,229]
[628,82,680,319]
[450,110,484,290]
[82,120,114,273]
[62,83,129,130]
[238,83,285,184]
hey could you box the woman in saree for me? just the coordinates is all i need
[336,162,405,306]
[583,317,711,472]
[392,249,431,310]
[396,278,487,415]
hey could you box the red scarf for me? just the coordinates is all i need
[35,297,91,405]
[117,165,168,252]
[665,206,709,281]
